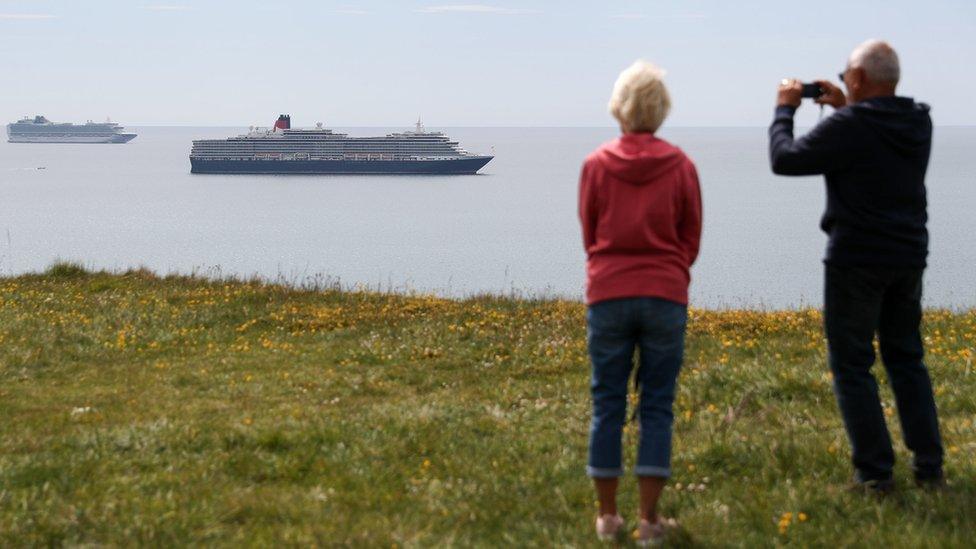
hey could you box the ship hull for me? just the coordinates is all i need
[190,156,493,175]
[7,133,137,144]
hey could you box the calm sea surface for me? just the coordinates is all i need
[1,126,973,308]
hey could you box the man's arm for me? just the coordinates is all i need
[768,78,855,176]
[769,106,854,176]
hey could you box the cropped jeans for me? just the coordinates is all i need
[586,297,687,478]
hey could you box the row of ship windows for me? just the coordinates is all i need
[234,134,458,143]
[193,147,460,151]
[10,131,121,134]
[192,151,461,155]
[192,154,465,161]
[227,138,458,145]
[198,141,456,145]
[194,143,457,151]
[278,134,449,138]
[198,141,456,146]
[193,151,462,156]
[277,135,450,139]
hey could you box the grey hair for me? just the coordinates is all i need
[608,60,671,133]
[849,39,900,84]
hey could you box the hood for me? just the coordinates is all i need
[849,96,932,156]
[596,133,685,184]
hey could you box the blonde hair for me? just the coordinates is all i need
[608,60,671,133]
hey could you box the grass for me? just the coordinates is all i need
[0,262,974,547]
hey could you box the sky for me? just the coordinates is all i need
[1,0,974,127]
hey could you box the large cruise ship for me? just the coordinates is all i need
[190,115,493,174]
[6,116,137,143]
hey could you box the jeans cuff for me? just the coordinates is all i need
[634,465,671,478]
[587,465,624,478]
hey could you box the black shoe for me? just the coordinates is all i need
[915,474,946,491]
[850,477,895,496]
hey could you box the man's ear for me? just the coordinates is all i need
[850,67,866,90]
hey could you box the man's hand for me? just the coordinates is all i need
[777,78,802,108]
[814,80,847,109]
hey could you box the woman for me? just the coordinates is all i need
[579,60,702,545]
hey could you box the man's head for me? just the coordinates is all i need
[842,39,899,102]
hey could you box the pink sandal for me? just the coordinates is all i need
[595,513,624,542]
[634,517,677,547]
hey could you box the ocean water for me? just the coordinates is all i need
[1,126,974,309]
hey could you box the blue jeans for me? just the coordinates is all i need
[824,264,944,482]
[587,297,687,478]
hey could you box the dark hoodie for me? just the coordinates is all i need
[769,96,932,267]
[579,133,702,305]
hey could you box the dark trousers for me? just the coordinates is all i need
[824,264,944,482]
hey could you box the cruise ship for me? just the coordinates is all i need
[189,115,493,174]
[6,116,137,143]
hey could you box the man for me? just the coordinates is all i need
[769,39,944,493]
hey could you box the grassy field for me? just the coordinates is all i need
[0,264,974,547]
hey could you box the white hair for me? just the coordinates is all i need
[608,60,671,133]
[849,39,900,84]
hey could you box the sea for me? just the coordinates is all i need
[1,126,974,309]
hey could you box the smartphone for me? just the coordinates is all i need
[801,83,824,99]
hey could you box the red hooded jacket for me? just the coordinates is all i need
[579,133,702,305]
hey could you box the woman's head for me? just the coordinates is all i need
[608,60,671,134]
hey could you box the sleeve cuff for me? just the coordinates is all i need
[775,105,797,117]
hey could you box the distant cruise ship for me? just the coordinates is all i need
[6,116,137,144]
[189,115,493,174]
